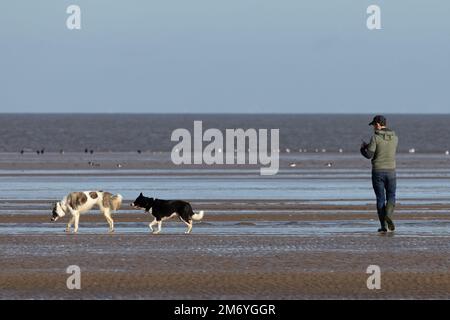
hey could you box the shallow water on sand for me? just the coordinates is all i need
[0,173,450,203]
[1,220,449,237]
[0,152,449,238]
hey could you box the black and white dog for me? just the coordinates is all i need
[131,193,204,234]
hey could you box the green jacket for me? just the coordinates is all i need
[361,128,398,170]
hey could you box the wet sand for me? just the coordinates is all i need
[0,153,449,299]
[1,231,449,299]
[1,199,449,299]
[1,200,450,223]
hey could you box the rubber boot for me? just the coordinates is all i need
[377,206,387,232]
[385,202,395,231]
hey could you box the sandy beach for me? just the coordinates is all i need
[0,153,449,299]
[1,232,449,300]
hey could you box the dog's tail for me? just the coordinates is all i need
[192,210,204,221]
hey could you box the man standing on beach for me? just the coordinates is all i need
[361,115,398,233]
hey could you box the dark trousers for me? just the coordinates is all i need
[372,170,396,228]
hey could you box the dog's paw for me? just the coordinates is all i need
[108,229,115,234]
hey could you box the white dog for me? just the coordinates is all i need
[51,191,122,233]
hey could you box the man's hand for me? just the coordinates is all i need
[360,139,374,159]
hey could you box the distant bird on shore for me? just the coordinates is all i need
[90,150,94,154]
[60,149,65,154]
[289,163,296,167]
[446,150,449,156]
[40,149,45,154]
[36,150,40,155]
[20,150,24,155]
[116,164,123,168]
[85,148,89,153]
[88,161,100,167]
[409,148,416,154]
[137,150,142,154]
[326,162,333,167]
[339,148,344,153]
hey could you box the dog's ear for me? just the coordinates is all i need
[140,192,143,196]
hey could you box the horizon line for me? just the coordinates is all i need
[1,112,450,115]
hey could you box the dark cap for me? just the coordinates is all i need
[369,115,386,126]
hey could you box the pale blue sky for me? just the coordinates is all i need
[1,1,449,113]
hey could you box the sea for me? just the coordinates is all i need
[0,114,449,153]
